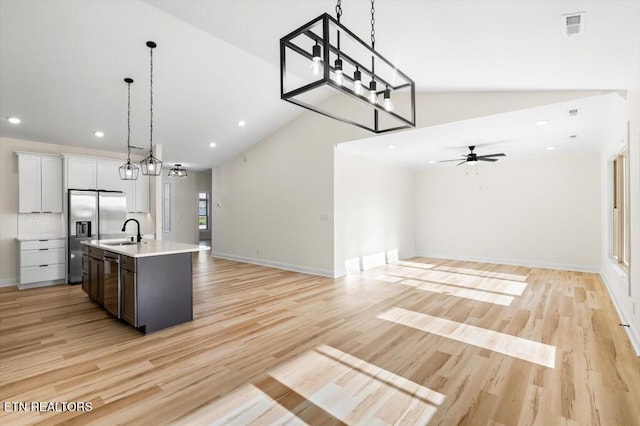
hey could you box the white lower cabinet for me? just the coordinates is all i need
[19,239,66,286]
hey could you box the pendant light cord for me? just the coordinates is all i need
[127,81,132,161]
[370,0,375,49]
[149,45,154,156]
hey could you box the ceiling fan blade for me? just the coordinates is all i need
[478,158,498,162]
[457,160,467,165]
[477,153,505,158]
[440,158,465,162]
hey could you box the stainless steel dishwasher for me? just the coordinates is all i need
[103,252,120,317]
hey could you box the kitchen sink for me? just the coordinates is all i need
[103,241,139,246]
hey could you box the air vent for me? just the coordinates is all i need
[569,108,579,116]
[562,12,586,36]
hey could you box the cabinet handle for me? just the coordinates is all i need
[39,265,49,267]
[31,211,40,213]
[42,211,52,213]
[39,248,49,251]
[39,239,49,242]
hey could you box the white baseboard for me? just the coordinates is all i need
[0,277,18,288]
[212,252,334,278]
[415,252,600,273]
[599,272,640,356]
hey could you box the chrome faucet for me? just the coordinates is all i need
[121,218,142,242]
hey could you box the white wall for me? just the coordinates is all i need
[211,91,608,278]
[415,153,601,271]
[211,105,366,277]
[600,91,640,353]
[334,150,415,276]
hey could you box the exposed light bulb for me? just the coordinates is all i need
[148,163,155,172]
[353,68,363,96]
[125,168,132,177]
[354,80,363,96]
[383,87,393,112]
[310,43,322,77]
[334,58,343,86]
[368,80,378,104]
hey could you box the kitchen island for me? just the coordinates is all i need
[81,239,207,334]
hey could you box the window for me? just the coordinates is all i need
[198,192,209,230]
[613,147,629,269]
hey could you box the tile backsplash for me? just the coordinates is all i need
[18,213,65,239]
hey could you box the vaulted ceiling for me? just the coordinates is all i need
[1,1,638,169]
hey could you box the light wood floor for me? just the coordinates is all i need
[1,253,639,425]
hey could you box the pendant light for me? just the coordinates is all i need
[168,164,188,178]
[119,78,139,180]
[140,41,162,176]
[280,0,415,133]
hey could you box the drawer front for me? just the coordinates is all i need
[21,248,65,268]
[89,247,104,259]
[20,264,65,285]
[21,239,65,250]
[121,255,135,272]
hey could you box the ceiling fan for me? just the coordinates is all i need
[440,146,506,165]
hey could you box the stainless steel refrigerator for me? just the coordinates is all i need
[68,190,127,283]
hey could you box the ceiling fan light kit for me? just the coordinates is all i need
[440,146,506,167]
[280,0,415,133]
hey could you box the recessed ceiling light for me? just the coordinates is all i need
[546,146,555,151]
[429,160,435,164]
[7,117,21,124]
[536,120,549,126]
[237,120,246,127]
[209,142,217,148]
[387,144,395,149]
[94,131,104,138]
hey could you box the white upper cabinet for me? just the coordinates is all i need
[18,155,42,213]
[64,155,150,213]
[96,160,123,191]
[18,153,62,213]
[67,157,97,190]
[41,156,63,212]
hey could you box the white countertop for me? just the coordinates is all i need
[82,239,208,258]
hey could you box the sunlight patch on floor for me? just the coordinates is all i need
[398,278,514,306]
[176,384,305,425]
[270,345,445,425]
[381,266,528,296]
[378,307,556,368]
[434,265,529,282]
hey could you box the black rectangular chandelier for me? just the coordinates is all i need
[280,5,416,134]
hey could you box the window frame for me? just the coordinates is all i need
[612,146,629,270]
[198,192,209,231]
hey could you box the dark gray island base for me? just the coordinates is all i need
[81,240,205,334]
